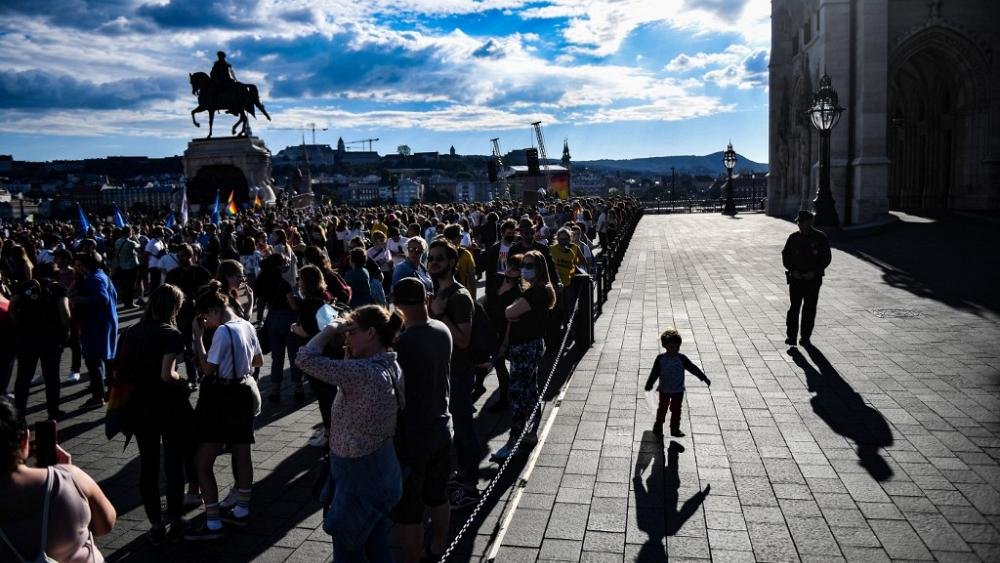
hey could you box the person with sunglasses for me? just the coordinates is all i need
[492,250,556,462]
[390,236,432,294]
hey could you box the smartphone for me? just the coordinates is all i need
[34,420,58,467]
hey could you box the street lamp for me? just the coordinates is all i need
[806,73,845,226]
[722,141,737,216]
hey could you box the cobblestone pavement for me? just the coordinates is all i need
[494,212,1000,562]
[15,212,1000,562]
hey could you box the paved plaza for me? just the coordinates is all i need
[19,212,1000,562]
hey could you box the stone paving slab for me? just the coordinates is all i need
[495,212,1000,562]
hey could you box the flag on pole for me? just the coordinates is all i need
[165,212,176,229]
[179,188,189,226]
[113,204,129,228]
[226,190,238,216]
[211,189,220,225]
[253,194,262,208]
[76,203,91,234]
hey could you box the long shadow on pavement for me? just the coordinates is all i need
[833,215,1000,317]
[790,346,894,481]
[633,433,710,562]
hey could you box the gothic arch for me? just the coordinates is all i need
[888,26,991,211]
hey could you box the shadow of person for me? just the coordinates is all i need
[633,433,710,562]
[664,441,710,536]
[790,346,895,481]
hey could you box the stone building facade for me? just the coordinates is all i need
[768,0,999,224]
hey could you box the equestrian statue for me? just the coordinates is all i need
[189,51,271,138]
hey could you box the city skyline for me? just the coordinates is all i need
[0,1,770,163]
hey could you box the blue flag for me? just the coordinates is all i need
[211,189,221,226]
[113,204,128,228]
[76,203,91,234]
[165,212,176,229]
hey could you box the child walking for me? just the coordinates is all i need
[644,328,711,437]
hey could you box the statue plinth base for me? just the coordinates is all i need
[183,136,277,207]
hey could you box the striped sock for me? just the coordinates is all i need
[205,503,222,530]
[233,488,251,518]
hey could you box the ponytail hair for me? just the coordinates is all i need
[194,279,233,315]
[349,304,404,348]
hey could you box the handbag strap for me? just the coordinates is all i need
[226,324,240,380]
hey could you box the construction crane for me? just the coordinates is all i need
[490,137,511,200]
[347,138,380,152]
[531,121,552,192]
[306,122,327,145]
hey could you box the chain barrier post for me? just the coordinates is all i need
[572,273,594,348]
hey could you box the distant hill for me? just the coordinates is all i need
[573,152,767,176]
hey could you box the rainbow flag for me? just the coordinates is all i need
[253,194,262,208]
[226,191,238,216]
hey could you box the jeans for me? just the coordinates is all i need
[68,324,81,374]
[655,391,684,431]
[14,344,63,416]
[266,310,301,390]
[325,440,402,563]
[448,366,480,487]
[84,356,107,399]
[135,400,195,523]
[787,280,822,341]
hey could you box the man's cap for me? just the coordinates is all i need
[393,277,426,306]
[796,210,814,223]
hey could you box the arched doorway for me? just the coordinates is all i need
[186,165,249,208]
[888,27,990,212]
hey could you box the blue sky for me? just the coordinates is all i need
[0,0,771,163]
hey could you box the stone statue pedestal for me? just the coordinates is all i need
[183,136,277,208]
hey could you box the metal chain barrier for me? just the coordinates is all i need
[439,292,583,563]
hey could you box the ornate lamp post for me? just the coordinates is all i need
[722,141,738,216]
[806,73,845,226]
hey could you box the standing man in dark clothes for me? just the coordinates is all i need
[391,278,453,562]
[782,210,832,347]
[427,239,480,509]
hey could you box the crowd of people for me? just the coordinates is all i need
[0,195,640,561]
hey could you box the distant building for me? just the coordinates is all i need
[455,180,493,202]
[394,178,424,204]
[99,184,174,210]
[346,175,382,205]
[503,164,570,199]
[273,144,338,166]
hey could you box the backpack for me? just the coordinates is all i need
[469,299,496,366]
[114,238,140,270]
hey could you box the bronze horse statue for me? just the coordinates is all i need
[189,72,271,138]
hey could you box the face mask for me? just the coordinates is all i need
[522,268,536,281]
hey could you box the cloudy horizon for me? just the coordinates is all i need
[0,0,770,163]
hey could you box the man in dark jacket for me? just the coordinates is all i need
[781,210,832,346]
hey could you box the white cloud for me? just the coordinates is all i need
[262,104,558,132]
[665,44,769,89]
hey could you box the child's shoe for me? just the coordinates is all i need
[670,427,685,437]
[652,422,663,436]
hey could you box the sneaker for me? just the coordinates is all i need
[670,428,686,438]
[66,372,81,383]
[183,520,223,541]
[784,337,796,346]
[293,385,305,400]
[490,443,514,463]
[221,507,250,527]
[166,519,187,543]
[307,428,328,448]
[82,396,105,409]
[183,493,202,510]
[30,374,44,386]
[148,524,167,546]
[219,487,239,510]
[449,486,480,511]
[188,381,199,392]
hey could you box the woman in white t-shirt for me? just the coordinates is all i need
[186,281,263,540]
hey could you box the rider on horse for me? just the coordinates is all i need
[211,51,237,84]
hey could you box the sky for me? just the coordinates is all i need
[0,0,771,163]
